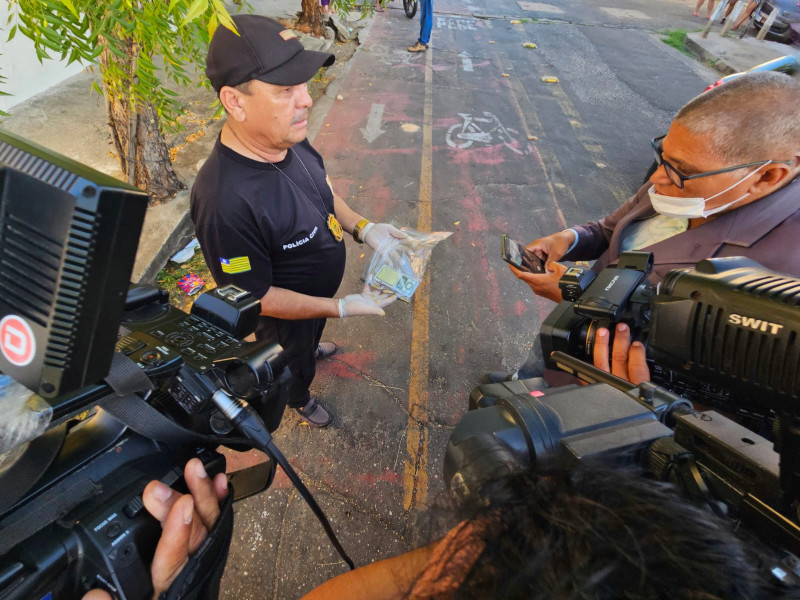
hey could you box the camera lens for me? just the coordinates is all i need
[223,361,258,398]
[577,319,598,360]
[220,341,286,398]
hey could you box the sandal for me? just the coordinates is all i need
[315,341,338,360]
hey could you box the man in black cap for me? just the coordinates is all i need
[191,15,404,428]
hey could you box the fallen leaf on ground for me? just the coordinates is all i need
[523,42,537,48]
[541,76,559,83]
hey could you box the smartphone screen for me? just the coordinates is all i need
[501,234,546,274]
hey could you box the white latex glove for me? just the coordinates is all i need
[337,285,398,318]
[361,222,407,251]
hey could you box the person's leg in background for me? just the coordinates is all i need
[321,0,330,14]
[731,0,757,29]
[409,0,433,51]
[693,0,715,17]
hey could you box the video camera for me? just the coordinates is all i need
[541,251,800,418]
[0,129,294,599]
[445,254,800,568]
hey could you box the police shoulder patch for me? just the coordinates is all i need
[220,256,252,274]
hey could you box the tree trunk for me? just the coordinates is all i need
[99,43,185,204]
[297,0,327,37]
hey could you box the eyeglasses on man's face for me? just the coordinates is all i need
[650,134,784,189]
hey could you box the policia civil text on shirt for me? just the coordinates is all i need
[191,15,405,428]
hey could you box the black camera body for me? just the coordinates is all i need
[119,284,290,434]
[0,412,224,600]
[447,257,800,565]
[541,252,655,363]
[0,285,291,600]
[0,130,297,600]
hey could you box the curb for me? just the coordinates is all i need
[308,18,374,143]
[684,35,738,75]
[132,17,376,285]
[132,190,195,284]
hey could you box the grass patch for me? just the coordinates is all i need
[660,28,691,56]
[157,246,215,312]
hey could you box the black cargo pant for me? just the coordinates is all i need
[255,315,326,409]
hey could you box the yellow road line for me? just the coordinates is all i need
[403,47,434,512]
[511,41,629,204]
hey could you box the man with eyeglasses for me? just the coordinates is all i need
[491,71,800,383]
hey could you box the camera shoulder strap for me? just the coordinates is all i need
[101,353,254,449]
[101,354,238,600]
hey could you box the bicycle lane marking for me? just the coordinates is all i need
[404,45,434,512]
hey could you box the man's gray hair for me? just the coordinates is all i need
[674,71,800,164]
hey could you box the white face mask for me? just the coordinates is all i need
[648,163,771,219]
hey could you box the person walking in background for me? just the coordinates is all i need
[321,0,330,14]
[693,0,715,18]
[408,0,433,52]
[731,0,760,30]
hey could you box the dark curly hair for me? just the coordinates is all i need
[415,463,797,600]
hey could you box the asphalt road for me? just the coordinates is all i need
[221,2,718,598]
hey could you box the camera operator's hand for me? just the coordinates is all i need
[510,261,568,303]
[337,285,398,317]
[81,458,227,600]
[362,222,407,251]
[592,323,650,385]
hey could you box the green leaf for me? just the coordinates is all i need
[61,0,80,19]
[7,25,17,42]
[215,8,236,34]
[181,0,208,25]
[207,12,218,40]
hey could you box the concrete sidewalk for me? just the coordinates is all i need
[0,1,372,283]
[687,30,800,74]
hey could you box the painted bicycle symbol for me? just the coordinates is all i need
[445,112,523,154]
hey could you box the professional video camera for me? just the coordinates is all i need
[540,251,799,418]
[445,255,800,571]
[0,130,351,599]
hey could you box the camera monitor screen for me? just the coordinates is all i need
[0,129,148,399]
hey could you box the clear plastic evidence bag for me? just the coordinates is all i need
[362,228,452,302]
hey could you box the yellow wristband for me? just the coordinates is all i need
[353,218,371,243]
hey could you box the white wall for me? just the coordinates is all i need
[0,3,86,113]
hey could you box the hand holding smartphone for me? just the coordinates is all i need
[501,234,547,274]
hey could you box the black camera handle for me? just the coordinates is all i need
[101,353,356,571]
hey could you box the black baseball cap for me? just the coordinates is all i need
[206,15,335,92]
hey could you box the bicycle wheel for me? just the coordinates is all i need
[403,0,418,18]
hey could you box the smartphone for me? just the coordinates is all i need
[501,234,546,274]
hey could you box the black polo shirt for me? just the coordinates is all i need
[191,137,347,300]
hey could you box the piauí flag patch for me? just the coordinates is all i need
[220,256,252,274]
